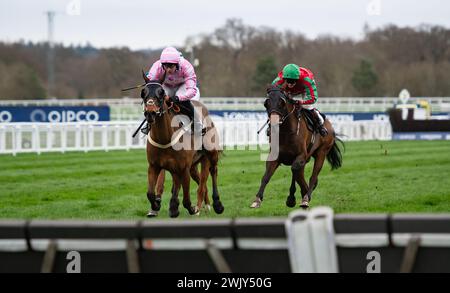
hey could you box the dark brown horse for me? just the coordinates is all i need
[140,74,224,217]
[251,85,343,209]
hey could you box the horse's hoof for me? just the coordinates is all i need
[213,201,224,214]
[187,206,198,215]
[300,201,310,209]
[153,197,162,211]
[286,197,296,208]
[147,210,158,217]
[203,204,211,213]
[250,198,261,208]
[169,209,180,218]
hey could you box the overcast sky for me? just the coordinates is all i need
[1,0,449,50]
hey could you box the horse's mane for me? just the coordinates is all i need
[266,84,282,93]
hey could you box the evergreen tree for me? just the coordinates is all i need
[352,59,378,96]
[252,56,277,94]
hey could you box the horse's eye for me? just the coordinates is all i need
[141,88,149,99]
[264,99,269,108]
[156,88,164,98]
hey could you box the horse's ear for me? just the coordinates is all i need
[142,69,150,84]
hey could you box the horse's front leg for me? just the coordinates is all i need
[251,160,280,208]
[147,164,161,217]
[286,172,297,208]
[181,168,198,215]
[169,172,181,218]
[156,169,165,201]
[148,170,165,213]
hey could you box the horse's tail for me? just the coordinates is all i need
[327,133,344,170]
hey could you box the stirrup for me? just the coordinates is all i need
[192,122,206,136]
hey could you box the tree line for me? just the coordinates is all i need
[0,19,449,99]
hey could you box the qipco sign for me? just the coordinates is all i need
[45,110,100,122]
[0,106,110,123]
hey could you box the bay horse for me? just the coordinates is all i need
[251,85,343,209]
[140,73,224,217]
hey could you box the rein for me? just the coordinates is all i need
[279,105,297,125]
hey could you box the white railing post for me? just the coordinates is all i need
[0,124,5,153]
[15,124,22,156]
[114,124,120,149]
[61,124,67,153]
[88,124,94,152]
[125,125,132,151]
[102,125,108,152]
[32,124,40,155]
[75,124,81,149]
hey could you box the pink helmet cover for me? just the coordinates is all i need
[160,47,181,64]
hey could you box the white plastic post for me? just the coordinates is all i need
[285,206,339,273]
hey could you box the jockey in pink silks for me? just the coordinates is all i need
[144,46,203,135]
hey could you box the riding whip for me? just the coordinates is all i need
[132,118,147,138]
[121,83,147,92]
[257,119,269,135]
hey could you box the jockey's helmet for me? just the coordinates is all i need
[160,47,181,64]
[282,64,300,80]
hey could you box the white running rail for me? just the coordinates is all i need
[0,120,392,155]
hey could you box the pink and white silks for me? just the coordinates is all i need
[147,48,200,101]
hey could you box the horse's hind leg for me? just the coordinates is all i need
[292,155,310,208]
[190,163,200,186]
[208,152,224,214]
[200,158,211,212]
[307,149,328,202]
[169,172,181,218]
[147,165,161,217]
[192,157,210,214]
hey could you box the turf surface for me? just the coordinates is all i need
[0,140,449,219]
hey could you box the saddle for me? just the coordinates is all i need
[296,108,326,134]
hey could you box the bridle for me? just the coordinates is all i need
[265,87,297,126]
[142,82,166,118]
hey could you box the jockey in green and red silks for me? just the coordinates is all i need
[272,64,328,136]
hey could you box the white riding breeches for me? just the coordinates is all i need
[162,84,200,101]
[292,94,324,124]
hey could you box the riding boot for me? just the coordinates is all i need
[313,109,328,136]
[192,109,205,136]
[179,100,205,136]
